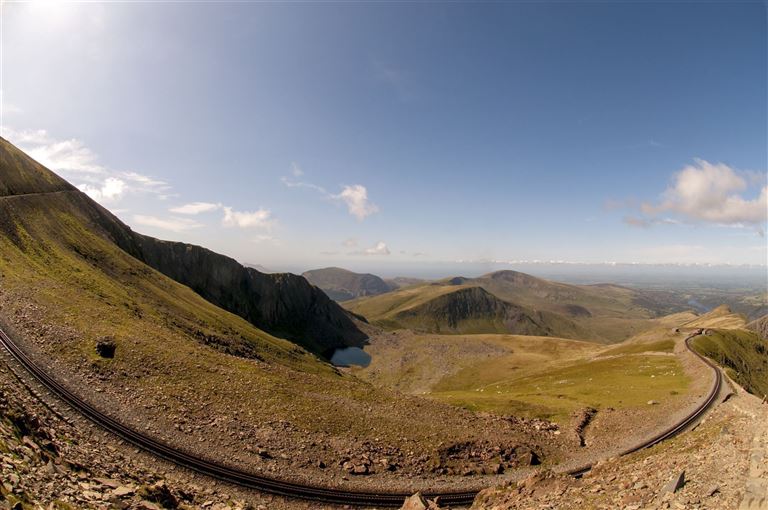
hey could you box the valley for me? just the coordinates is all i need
[0,136,765,509]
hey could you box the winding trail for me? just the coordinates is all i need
[0,326,721,507]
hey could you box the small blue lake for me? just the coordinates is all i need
[330,347,372,368]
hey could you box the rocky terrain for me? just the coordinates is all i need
[302,267,395,302]
[467,379,768,510]
[0,353,287,510]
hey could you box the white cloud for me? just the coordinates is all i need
[623,216,680,228]
[77,177,126,203]
[122,171,168,189]
[281,165,379,221]
[168,201,275,229]
[29,137,105,174]
[222,206,273,229]
[132,215,203,232]
[2,125,172,205]
[342,237,358,247]
[642,159,767,225]
[280,175,328,194]
[352,241,390,256]
[253,234,278,244]
[335,184,379,221]
[169,202,221,215]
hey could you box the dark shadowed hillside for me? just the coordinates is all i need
[302,267,394,302]
[393,286,585,336]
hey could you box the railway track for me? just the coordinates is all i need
[0,326,720,507]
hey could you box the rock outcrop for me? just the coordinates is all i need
[122,237,368,355]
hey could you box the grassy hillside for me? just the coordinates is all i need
[0,137,567,480]
[356,332,599,394]
[747,314,768,340]
[345,273,667,343]
[346,284,589,337]
[680,305,748,329]
[355,324,691,423]
[433,352,688,422]
[692,328,768,396]
[0,138,75,196]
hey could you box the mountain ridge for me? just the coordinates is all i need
[302,266,395,302]
[0,137,366,355]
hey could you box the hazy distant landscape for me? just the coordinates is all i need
[0,2,765,510]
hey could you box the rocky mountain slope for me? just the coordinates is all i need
[122,240,368,356]
[0,137,366,356]
[302,267,394,302]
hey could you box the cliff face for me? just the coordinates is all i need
[113,235,368,356]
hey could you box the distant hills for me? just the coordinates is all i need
[345,270,678,342]
[302,267,396,301]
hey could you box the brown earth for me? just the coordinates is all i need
[470,378,767,510]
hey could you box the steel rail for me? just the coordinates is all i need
[0,326,720,507]
[567,330,721,477]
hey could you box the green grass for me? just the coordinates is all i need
[598,339,675,357]
[345,276,668,343]
[345,283,471,321]
[431,354,689,422]
[692,329,768,397]
[356,333,600,394]
[3,190,576,453]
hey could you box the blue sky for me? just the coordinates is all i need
[2,1,766,273]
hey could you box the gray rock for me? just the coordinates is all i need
[113,486,136,497]
[662,471,685,493]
